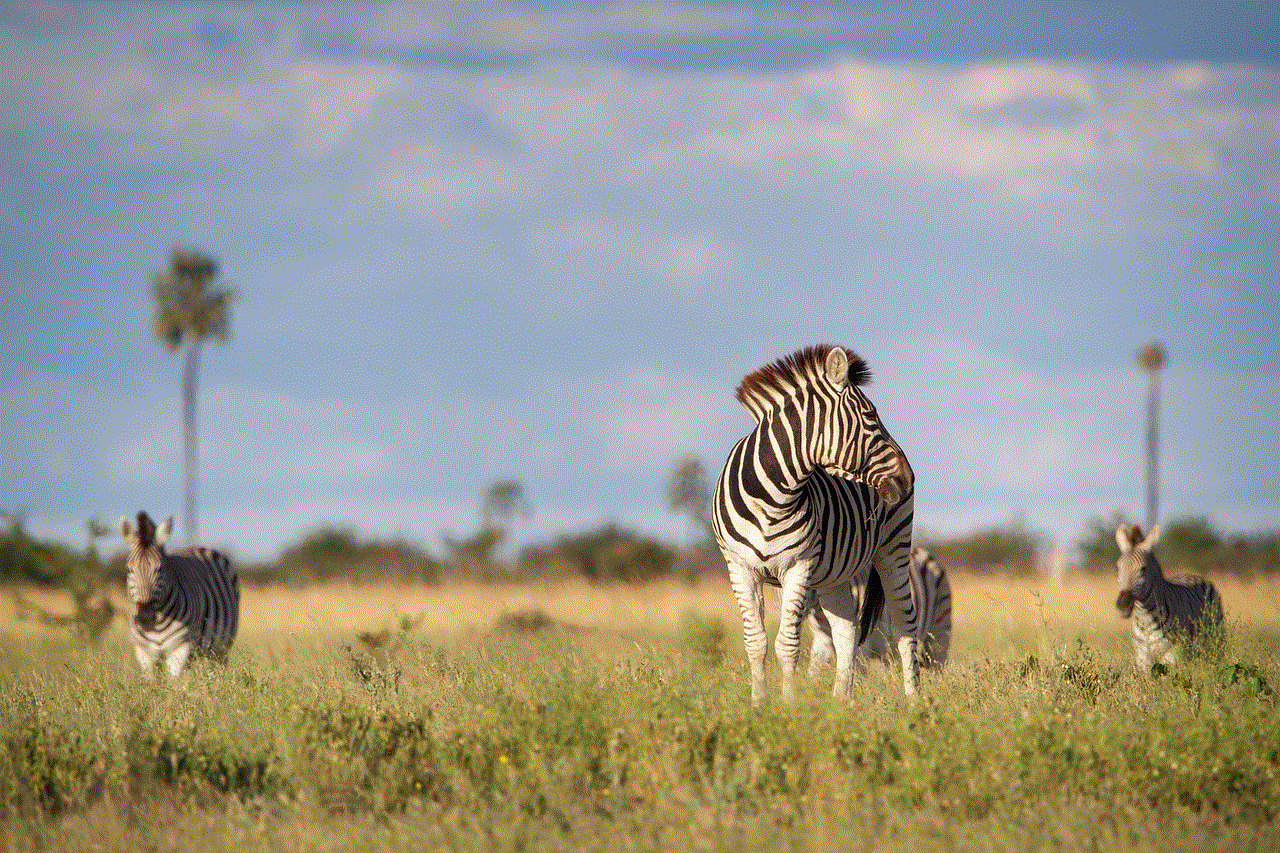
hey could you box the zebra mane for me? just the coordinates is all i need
[735,344,872,419]
[135,511,156,546]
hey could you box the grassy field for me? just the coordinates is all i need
[2,572,1278,852]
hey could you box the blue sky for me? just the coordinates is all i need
[2,1,1278,562]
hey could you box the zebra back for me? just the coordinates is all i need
[1152,572,1223,639]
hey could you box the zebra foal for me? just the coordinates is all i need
[713,344,920,704]
[120,511,239,677]
[1115,524,1223,671]
[805,547,952,673]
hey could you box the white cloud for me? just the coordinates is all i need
[526,219,734,288]
[590,367,741,469]
[8,12,1276,243]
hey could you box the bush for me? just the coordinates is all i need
[518,524,675,582]
[0,515,81,586]
[263,527,442,585]
[922,519,1043,575]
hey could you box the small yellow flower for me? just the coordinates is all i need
[499,754,508,764]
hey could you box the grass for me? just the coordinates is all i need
[2,572,1278,852]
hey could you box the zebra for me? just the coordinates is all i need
[1115,523,1223,671]
[804,547,952,673]
[712,344,919,704]
[119,511,239,677]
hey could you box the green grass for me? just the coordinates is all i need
[2,580,1278,852]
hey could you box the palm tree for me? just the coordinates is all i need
[1137,341,1166,531]
[481,480,531,541]
[152,248,235,546]
[666,455,711,546]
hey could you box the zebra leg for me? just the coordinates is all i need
[775,569,812,704]
[876,549,919,696]
[814,582,859,699]
[133,642,157,679]
[805,592,835,677]
[165,642,193,678]
[730,568,768,706]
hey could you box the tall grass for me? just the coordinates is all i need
[2,573,1278,852]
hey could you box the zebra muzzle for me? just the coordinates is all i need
[134,604,159,630]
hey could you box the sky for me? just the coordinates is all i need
[2,1,1278,564]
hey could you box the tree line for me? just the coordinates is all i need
[4,498,1277,595]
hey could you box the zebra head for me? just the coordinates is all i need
[812,346,913,506]
[1115,523,1161,616]
[735,344,913,506]
[120,511,173,613]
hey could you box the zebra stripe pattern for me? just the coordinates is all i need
[1115,524,1223,671]
[712,345,920,703]
[120,511,239,677]
[805,547,952,673]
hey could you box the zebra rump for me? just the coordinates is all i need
[120,511,239,677]
[1115,523,1222,670]
[805,547,952,672]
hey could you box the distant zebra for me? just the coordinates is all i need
[120,511,239,677]
[1115,524,1223,671]
[805,547,952,672]
[713,345,920,704]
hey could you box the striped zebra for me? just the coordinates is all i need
[805,547,952,673]
[119,511,239,677]
[1115,523,1223,671]
[713,345,919,704]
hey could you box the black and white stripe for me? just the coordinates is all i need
[712,345,919,703]
[1115,524,1222,671]
[806,547,952,673]
[120,511,239,677]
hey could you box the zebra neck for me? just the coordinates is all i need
[751,412,817,500]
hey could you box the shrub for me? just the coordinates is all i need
[518,524,675,582]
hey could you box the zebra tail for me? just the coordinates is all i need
[858,568,885,647]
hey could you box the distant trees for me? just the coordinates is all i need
[918,519,1044,575]
[1077,513,1279,577]
[269,526,440,585]
[151,248,236,546]
[3,507,1276,589]
[519,524,674,582]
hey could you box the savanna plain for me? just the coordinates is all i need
[3,572,1278,853]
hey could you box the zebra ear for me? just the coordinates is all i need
[824,347,849,388]
[1115,525,1134,553]
[156,516,173,547]
[119,516,133,542]
[1141,524,1161,551]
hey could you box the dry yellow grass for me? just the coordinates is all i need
[7,570,1280,659]
[3,571,1279,853]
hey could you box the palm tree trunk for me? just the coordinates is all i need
[183,339,200,546]
[1145,369,1159,531]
